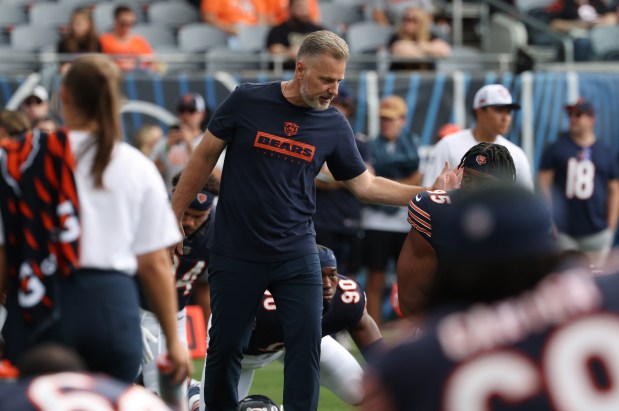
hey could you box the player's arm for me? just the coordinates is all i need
[343,162,458,207]
[136,249,191,383]
[607,179,619,232]
[348,308,385,363]
[170,130,226,250]
[396,228,437,317]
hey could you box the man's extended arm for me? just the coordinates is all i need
[343,162,459,207]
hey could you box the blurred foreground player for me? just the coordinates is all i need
[397,142,516,317]
[364,185,619,411]
[0,344,171,410]
[195,245,384,411]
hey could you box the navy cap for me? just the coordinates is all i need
[317,245,337,269]
[188,188,216,211]
[443,185,556,263]
[565,97,594,115]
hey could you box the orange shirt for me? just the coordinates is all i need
[99,33,154,71]
[264,0,321,26]
[201,0,268,26]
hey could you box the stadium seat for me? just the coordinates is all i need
[236,24,270,53]
[346,21,393,53]
[132,23,176,49]
[319,3,365,34]
[29,3,73,30]
[436,45,485,73]
[0,4,27,44]
[58,0,108,9]
[178,23,229,53]
[483,13,527,56]
[590,25,619,61]
[515,0,555,13]
[10,24,59,52]
[147,1,199,29]
[207,45,261,72]
[0,0,49,7]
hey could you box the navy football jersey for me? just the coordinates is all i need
[407,189,455,258]
[539,135,619,236]
[0,372,170,410]
[372,270,619,411]
[173,209,215,310]
[245,275,365,355]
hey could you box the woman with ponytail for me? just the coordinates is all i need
[0,55,190,384]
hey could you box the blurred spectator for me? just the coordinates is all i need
[388,7,451,71]
[0,110,30,140]
[538,98,619,268]
[266,0,324,70]
[265,0,322,26]
[314,86,368,279]
[32,116,57,134]
[18,86,50,127]
[362,95,420,325]
[372,0,435,27]
[422,84,533,190]
[200,0,269,35]
[546,0,618,61]
[57,8,102,54]
[133,123,163,157]
[151,93,208,189]
[100,5,154,71]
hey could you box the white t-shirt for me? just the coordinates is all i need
[421,129,534,190]
[0,131,182,275]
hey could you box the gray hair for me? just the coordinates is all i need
[297,30,349,63]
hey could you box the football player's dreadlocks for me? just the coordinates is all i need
[458,142,516,183]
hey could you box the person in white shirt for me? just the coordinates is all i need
[422,84,534,190]
[0,55,190,384]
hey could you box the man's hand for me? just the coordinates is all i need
[431,161,461,191]
[165,339,192,384]
[170,218,185,257]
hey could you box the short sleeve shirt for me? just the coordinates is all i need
[539,135,619,236]
[207,82,366,261]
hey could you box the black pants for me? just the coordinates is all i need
[204,252,323,411]
[3,269,142,382]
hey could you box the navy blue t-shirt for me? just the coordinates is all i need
[539,135,619,236]
[313,136,368,234]
[245,274,366,355]
[208,82,366,261]
[371,271,619,411]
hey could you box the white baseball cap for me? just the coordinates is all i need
[473,84,520,110]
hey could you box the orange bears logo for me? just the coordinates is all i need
[284,122,299,137]
[475,155,487,165]
[196,193,207,203]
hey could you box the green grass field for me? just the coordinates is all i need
[191,359,353,411]
[190,321,413,410]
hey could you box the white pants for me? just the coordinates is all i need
[141,308,188,395]
[558,227,614,268]
[199,333,364,411]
